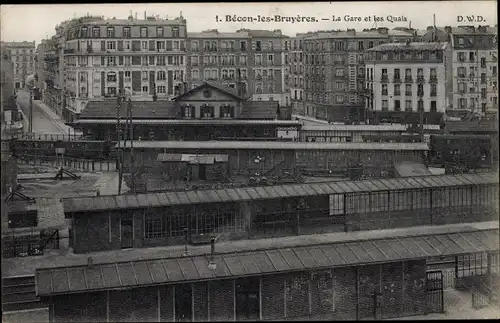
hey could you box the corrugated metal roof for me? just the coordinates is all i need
[61,172,498,214]
[73,119,301,125]
[116,140,429,151]
[35,229,499,296]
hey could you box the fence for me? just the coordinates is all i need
[9,132,85,141]
[2,228,60,258]
[17,155,117,172]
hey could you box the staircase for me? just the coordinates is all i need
[2,275,46,312]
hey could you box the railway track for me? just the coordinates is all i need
[2,275,46,312]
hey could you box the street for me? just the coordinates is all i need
[16,89,64,134]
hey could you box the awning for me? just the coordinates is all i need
[35,228,499,297]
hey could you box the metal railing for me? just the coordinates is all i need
[2,228,60,258]
[17,155,117,172]
[7,132,85,141]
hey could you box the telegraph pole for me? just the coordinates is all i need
[128,99,136,194]
[116,91,123,195]
[29,89,33,133]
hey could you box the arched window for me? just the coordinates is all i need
[201,104,214,118]
[220,104,234,118]
[182,104,195,118]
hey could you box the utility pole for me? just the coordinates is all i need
[128,99,136,194]
[116,91,123,195]
[29,89,33,133]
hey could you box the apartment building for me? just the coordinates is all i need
[286,34,305,115]
[0,41,36,89]
[1,49,15,123]
[61,14,187,122]
[245,29,290,106]
[186,29,251,97]
[287,27,427,121]
[364,42,452,123]
[300,29,389,122]
[422,25,498,118]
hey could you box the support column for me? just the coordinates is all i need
[106,290,110,322]
[356,267,360,321]
[259,277,263,321]
[284,279,287,318]
[157,288,161,322]
[487,252,493,302]
[233,280,236,322]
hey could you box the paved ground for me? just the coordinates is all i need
[16,90,63,134]
[2,221,497,277]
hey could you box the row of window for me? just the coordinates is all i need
[380,83,438,96]
[365,50,443,62]
[191,39,278,52]
[68,39,185,52]
[379,99,438,112]
[379,68,437,79]
[191,55,247,66]
[65,55,185,67]
[303,40,383,52]
[457,65,498,77]
[72,26,181,39]
[457,98,497,111]
[8,49,34,55]
[191,69,248,80]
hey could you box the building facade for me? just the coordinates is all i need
[1,48,16,123]
[300,30,389,122]
[186,30,251,98]
[286,35,305,115]
[288,27,427,121]
[0,41,36,89]
[364,42,452,122]
[246,29,290,106]
[422,25,498,117]
[60,14,187,122]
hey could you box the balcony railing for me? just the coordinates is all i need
[429,76,438,83]
[430,92,437,97]
[394,91,401,96]
[404,76,413,83]
[380,75,389,82]
[393,77,402,83]
[417,76,425,83]
[382,91,388,96]
[405,91,412,96]
[417,91,424,97]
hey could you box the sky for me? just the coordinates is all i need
[1,1,497,45]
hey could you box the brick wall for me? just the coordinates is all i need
[73,213,109,253]
[54,291,106,322]
[262,275,285,320]
[159,286,174,321]
[209,280,234,321]
[193,282,209,321]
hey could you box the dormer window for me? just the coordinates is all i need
[201,104,214,118]
[220,104,235,118]
[182,104,195,119]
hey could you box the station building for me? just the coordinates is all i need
[69,81,300,141]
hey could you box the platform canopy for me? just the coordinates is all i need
[61,172,498,214]
[35,228,499,297]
